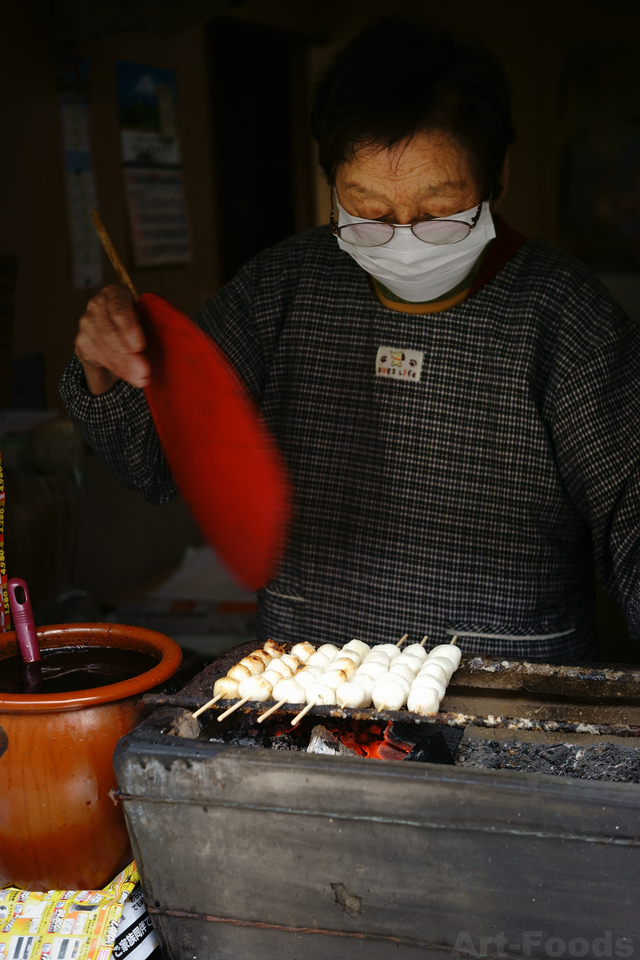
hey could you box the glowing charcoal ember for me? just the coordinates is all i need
[239,655,265,675]
[337,680,371,708]
[290,642,315,663]
[272,677,306,704]
[356,661,388,681]
[411,673,446,699]
[227,663,252,681]
[428,644,462,670]
[317,644,340,661]
[213,676,240,699]
[388,662,415,684]
[237,675,273,701]
[372,678,406,712]
[401,643,428,663]
[305,682,337,706]
[394,653,422,674]
[263,639,284,658]
[319,669,349,690]
[372,643,401,660]
[307,652,332,669]
[331,657,357,680]
[418,661,449,685]
[343,639,370,658]
[407,687,440,716]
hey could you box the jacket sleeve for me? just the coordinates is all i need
[59,355,177,505]
[59,244,283,505]
[548,289,640,641]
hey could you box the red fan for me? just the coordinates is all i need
[92,212,292,592]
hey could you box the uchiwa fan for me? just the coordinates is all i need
[92,211,291,592]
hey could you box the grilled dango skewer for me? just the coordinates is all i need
[331,657,358,680]
[263,639,285,658]
[239,654,266,675]
[213,676,240,699]
[317,644,340,661]
[407,687,440,716]
[394,653,422,674]
[356,661,388,681]
[428,643,462,670]
[319,668,349,691]
[227,663,252,681]
[343,639,370,658]
[411,673,446,699]
[290,642,315,663]
[425,655,455,682]
[372,678,406,712]
[217,674,274,722]
[401,643,428,663]
[371,643,401,661]
[337,680,371,708]
[417,661,448,685]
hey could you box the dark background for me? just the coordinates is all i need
[1,0,639,659]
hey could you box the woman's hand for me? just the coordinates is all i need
[75,285,150,395]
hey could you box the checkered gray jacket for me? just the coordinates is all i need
[60,225,640,662]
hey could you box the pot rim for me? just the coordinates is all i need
[0,623,182,712]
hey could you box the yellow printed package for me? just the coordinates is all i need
[0,862,139,960]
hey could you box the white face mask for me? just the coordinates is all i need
[336,200,496,303]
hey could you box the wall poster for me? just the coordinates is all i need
[116,61,191,267]
[57,59,103,290]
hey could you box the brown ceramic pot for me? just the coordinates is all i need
[0,622,182,891]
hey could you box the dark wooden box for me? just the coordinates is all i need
[114,692,640,960]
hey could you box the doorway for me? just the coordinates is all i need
[207,17,315,284]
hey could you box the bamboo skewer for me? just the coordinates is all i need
[217,695,251,721]
[291,699,316,727]
[211,634,459,728]
[192,693,223,719]
[91,209,139,301]
[257,698,287,723]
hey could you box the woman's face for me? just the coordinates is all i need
[334,130,482,225]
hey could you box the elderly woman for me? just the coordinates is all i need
[61,17,640,662]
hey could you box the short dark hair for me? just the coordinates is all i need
[310,16,516,201]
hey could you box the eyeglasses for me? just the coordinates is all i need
[330,196,483,247]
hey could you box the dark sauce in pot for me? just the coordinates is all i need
[0,646,160,694]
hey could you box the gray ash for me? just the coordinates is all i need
[455,738,640,782]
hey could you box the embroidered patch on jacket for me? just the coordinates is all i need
[375,346,424,381]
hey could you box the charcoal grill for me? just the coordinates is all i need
[114,640,640,959]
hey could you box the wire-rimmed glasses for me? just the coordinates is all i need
[330,197,483,247]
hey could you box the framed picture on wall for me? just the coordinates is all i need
[117,61,191,267]
[123,167,190,267]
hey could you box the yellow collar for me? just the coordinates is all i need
[372,281,470,314]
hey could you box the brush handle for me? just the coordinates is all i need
[8,578,40,663]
